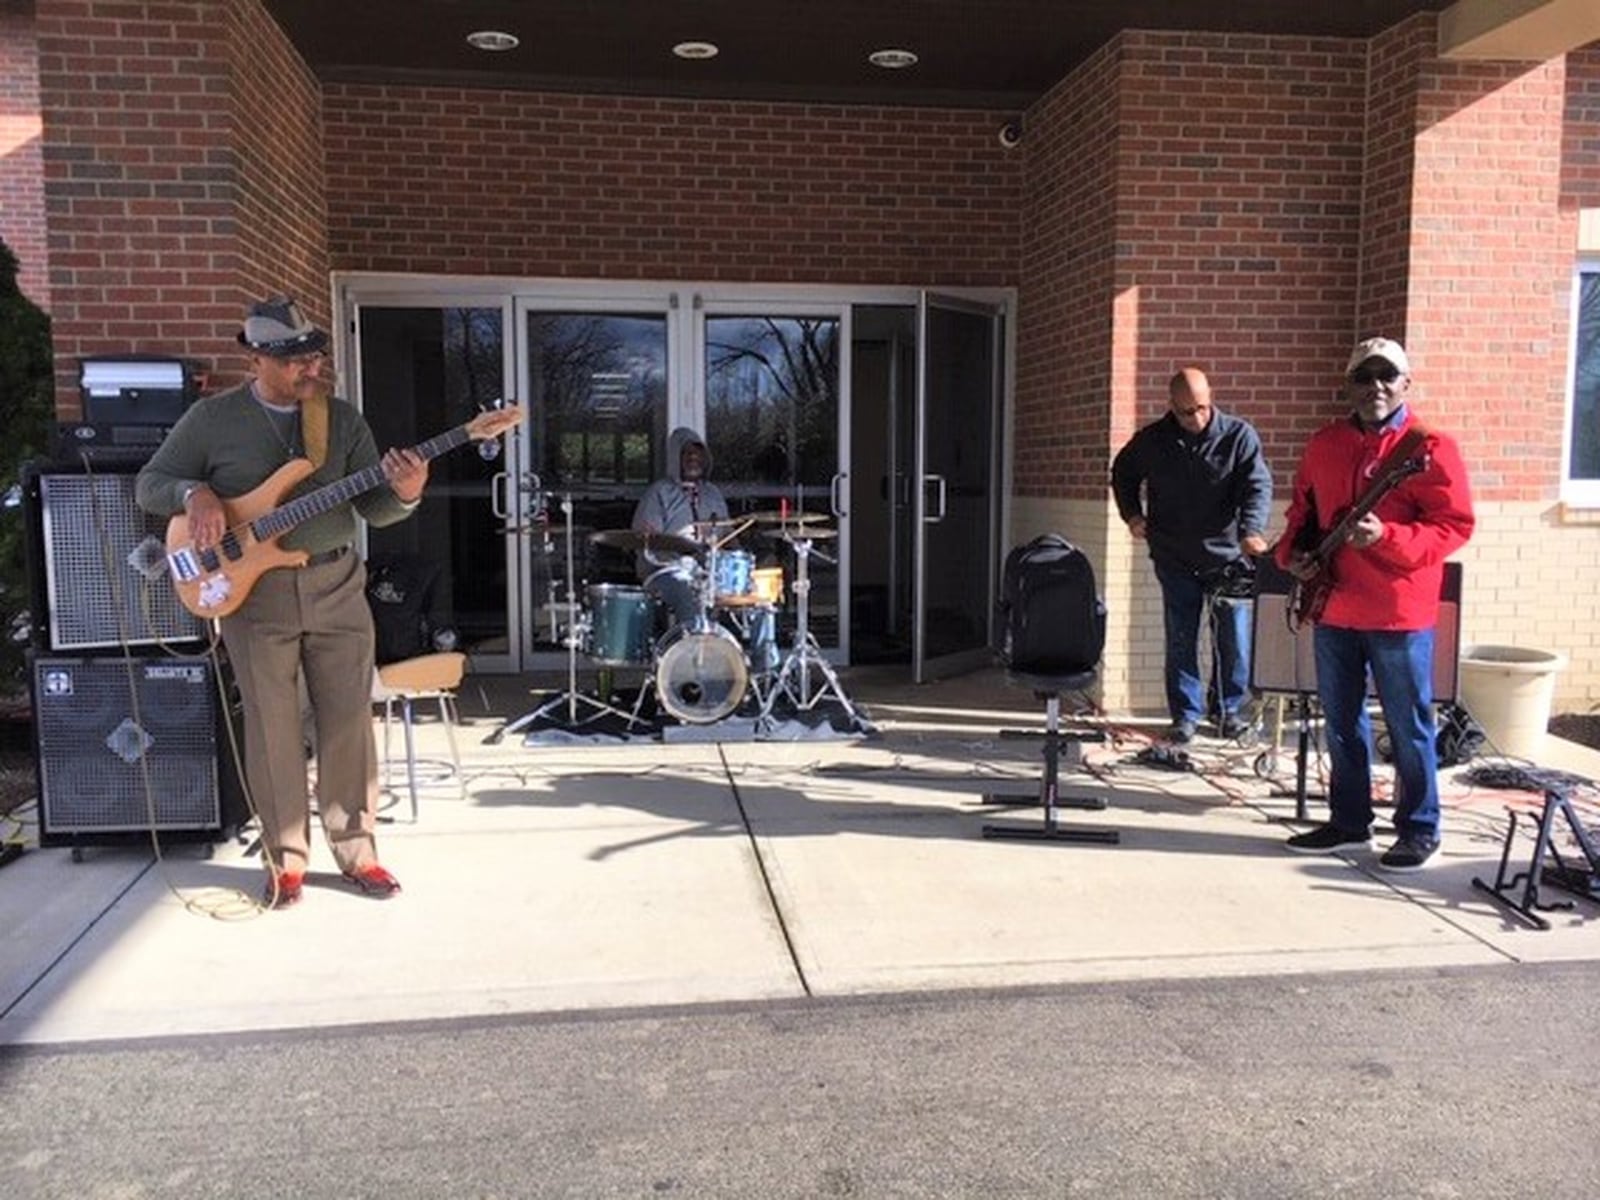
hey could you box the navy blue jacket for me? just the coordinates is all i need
[1111,409,1273,577]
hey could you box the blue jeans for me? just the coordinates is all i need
[1312,624,1440,842]
[1154,564,1252,726]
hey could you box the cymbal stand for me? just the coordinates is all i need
[485,493,641,744]
[758,532,866,729]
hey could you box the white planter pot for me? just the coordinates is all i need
[1457,644,1568,761]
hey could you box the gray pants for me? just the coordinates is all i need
[221,552,380,876]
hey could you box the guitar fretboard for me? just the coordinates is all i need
[250,425,471,541]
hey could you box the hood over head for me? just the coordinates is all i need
[666,426,712,481]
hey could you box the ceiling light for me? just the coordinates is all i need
[465,30,519,52]
[868,48,919,69]
[673,41,720,60]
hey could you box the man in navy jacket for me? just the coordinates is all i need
[1112,367,1273,743]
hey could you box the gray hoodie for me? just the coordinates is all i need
[631,426,729,537]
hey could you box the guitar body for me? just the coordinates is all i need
[162,404,524,620]
[166,459,318,619]
[1286,569,1333,628]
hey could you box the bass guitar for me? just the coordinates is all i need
[1286,426,1429,629]
[166,405,523,619]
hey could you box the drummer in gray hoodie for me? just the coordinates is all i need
[632,426,728,625]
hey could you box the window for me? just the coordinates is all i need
[1568,261,1600,503]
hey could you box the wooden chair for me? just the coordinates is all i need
[371,651,467,822]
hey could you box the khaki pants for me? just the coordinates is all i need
[221,552,379,876]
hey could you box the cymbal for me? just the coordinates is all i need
[762,525,837,541]
[743,509,830,525]
[589,528,705,558]
[690,517,755,545]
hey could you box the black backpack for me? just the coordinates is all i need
[366,556,444,665]
[997,534,1106,674]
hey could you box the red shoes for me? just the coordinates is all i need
[261,864,400,907]
[343,863,402,898]
[262,870,304,910]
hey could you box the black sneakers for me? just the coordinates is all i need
[1378,836,1441,872]
[1216,714,1252,740]
[1285,823,1373,854]
[1286,823,1443,869]
[1167,720,1197,745]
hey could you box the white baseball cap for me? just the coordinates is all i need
[1346,336,1410,377]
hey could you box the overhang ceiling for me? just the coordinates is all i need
[261,0,1460,111]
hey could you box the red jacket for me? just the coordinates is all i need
[1275,410,1474,631]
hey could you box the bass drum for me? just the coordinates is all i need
[655,623,748,724]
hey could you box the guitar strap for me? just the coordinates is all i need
[301,390,329,469]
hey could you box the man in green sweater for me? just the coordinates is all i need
[137,297,429,909]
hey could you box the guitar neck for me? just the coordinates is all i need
[1309,428,1427,561]
[250,424,472,541]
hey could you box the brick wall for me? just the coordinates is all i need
[34,0,326,410]
[322,86,1021,285]
[1569,46,1600,208]
[227,0,327,339]
[1404,33,1572,504]
[1113,31,1370,484]
[0,3,47,306]
[1014,40,1122,506]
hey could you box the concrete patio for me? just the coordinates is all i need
[2,665,1596,1046]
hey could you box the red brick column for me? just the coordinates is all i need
[1360,15,1574,503]
[0,4,48,307]
[33,0,327,414]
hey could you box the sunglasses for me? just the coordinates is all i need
[1350,364,1401,386]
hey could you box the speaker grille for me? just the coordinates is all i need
[34,656,221,837]
[39,473,202,650]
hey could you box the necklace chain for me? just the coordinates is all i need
[257,400,301,460]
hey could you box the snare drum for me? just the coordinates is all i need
[712,549,756,604]
[586,584,654,664]
[750,566,784,606]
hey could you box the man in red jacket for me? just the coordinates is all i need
[1276,337,1475,870]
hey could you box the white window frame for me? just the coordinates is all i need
[1564,256,1600,507]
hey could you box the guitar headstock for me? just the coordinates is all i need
[466,405,525,442]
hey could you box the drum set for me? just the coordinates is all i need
[495,494,866,741]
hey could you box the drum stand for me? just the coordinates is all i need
[758,533,866,729]
[485,493,642,744]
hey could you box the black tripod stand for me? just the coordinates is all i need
[756,528,868,731]
[485,493,642,744]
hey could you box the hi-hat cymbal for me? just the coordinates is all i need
[590,528,705,558]
[743,509,830,525]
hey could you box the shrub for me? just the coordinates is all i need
[0,237,54,702]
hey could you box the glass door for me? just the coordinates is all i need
[913,292,1004,682]
[354,302,516,671]
[699,306,847,659]
[516,305,672,665]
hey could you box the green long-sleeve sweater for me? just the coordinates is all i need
[135,381,415,554]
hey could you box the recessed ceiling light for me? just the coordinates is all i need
[466,30,519,52]
[673,40,720,60]
[868,48,919,69]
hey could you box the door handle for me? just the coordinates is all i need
[924,474,947,523]
[830,472,848,518]
[490,471,509,520]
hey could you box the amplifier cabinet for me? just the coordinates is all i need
[23,464,202,651]
[1250,559,1462,702]
[32,654,235,844]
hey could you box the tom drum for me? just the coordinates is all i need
[586,584,655,665]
